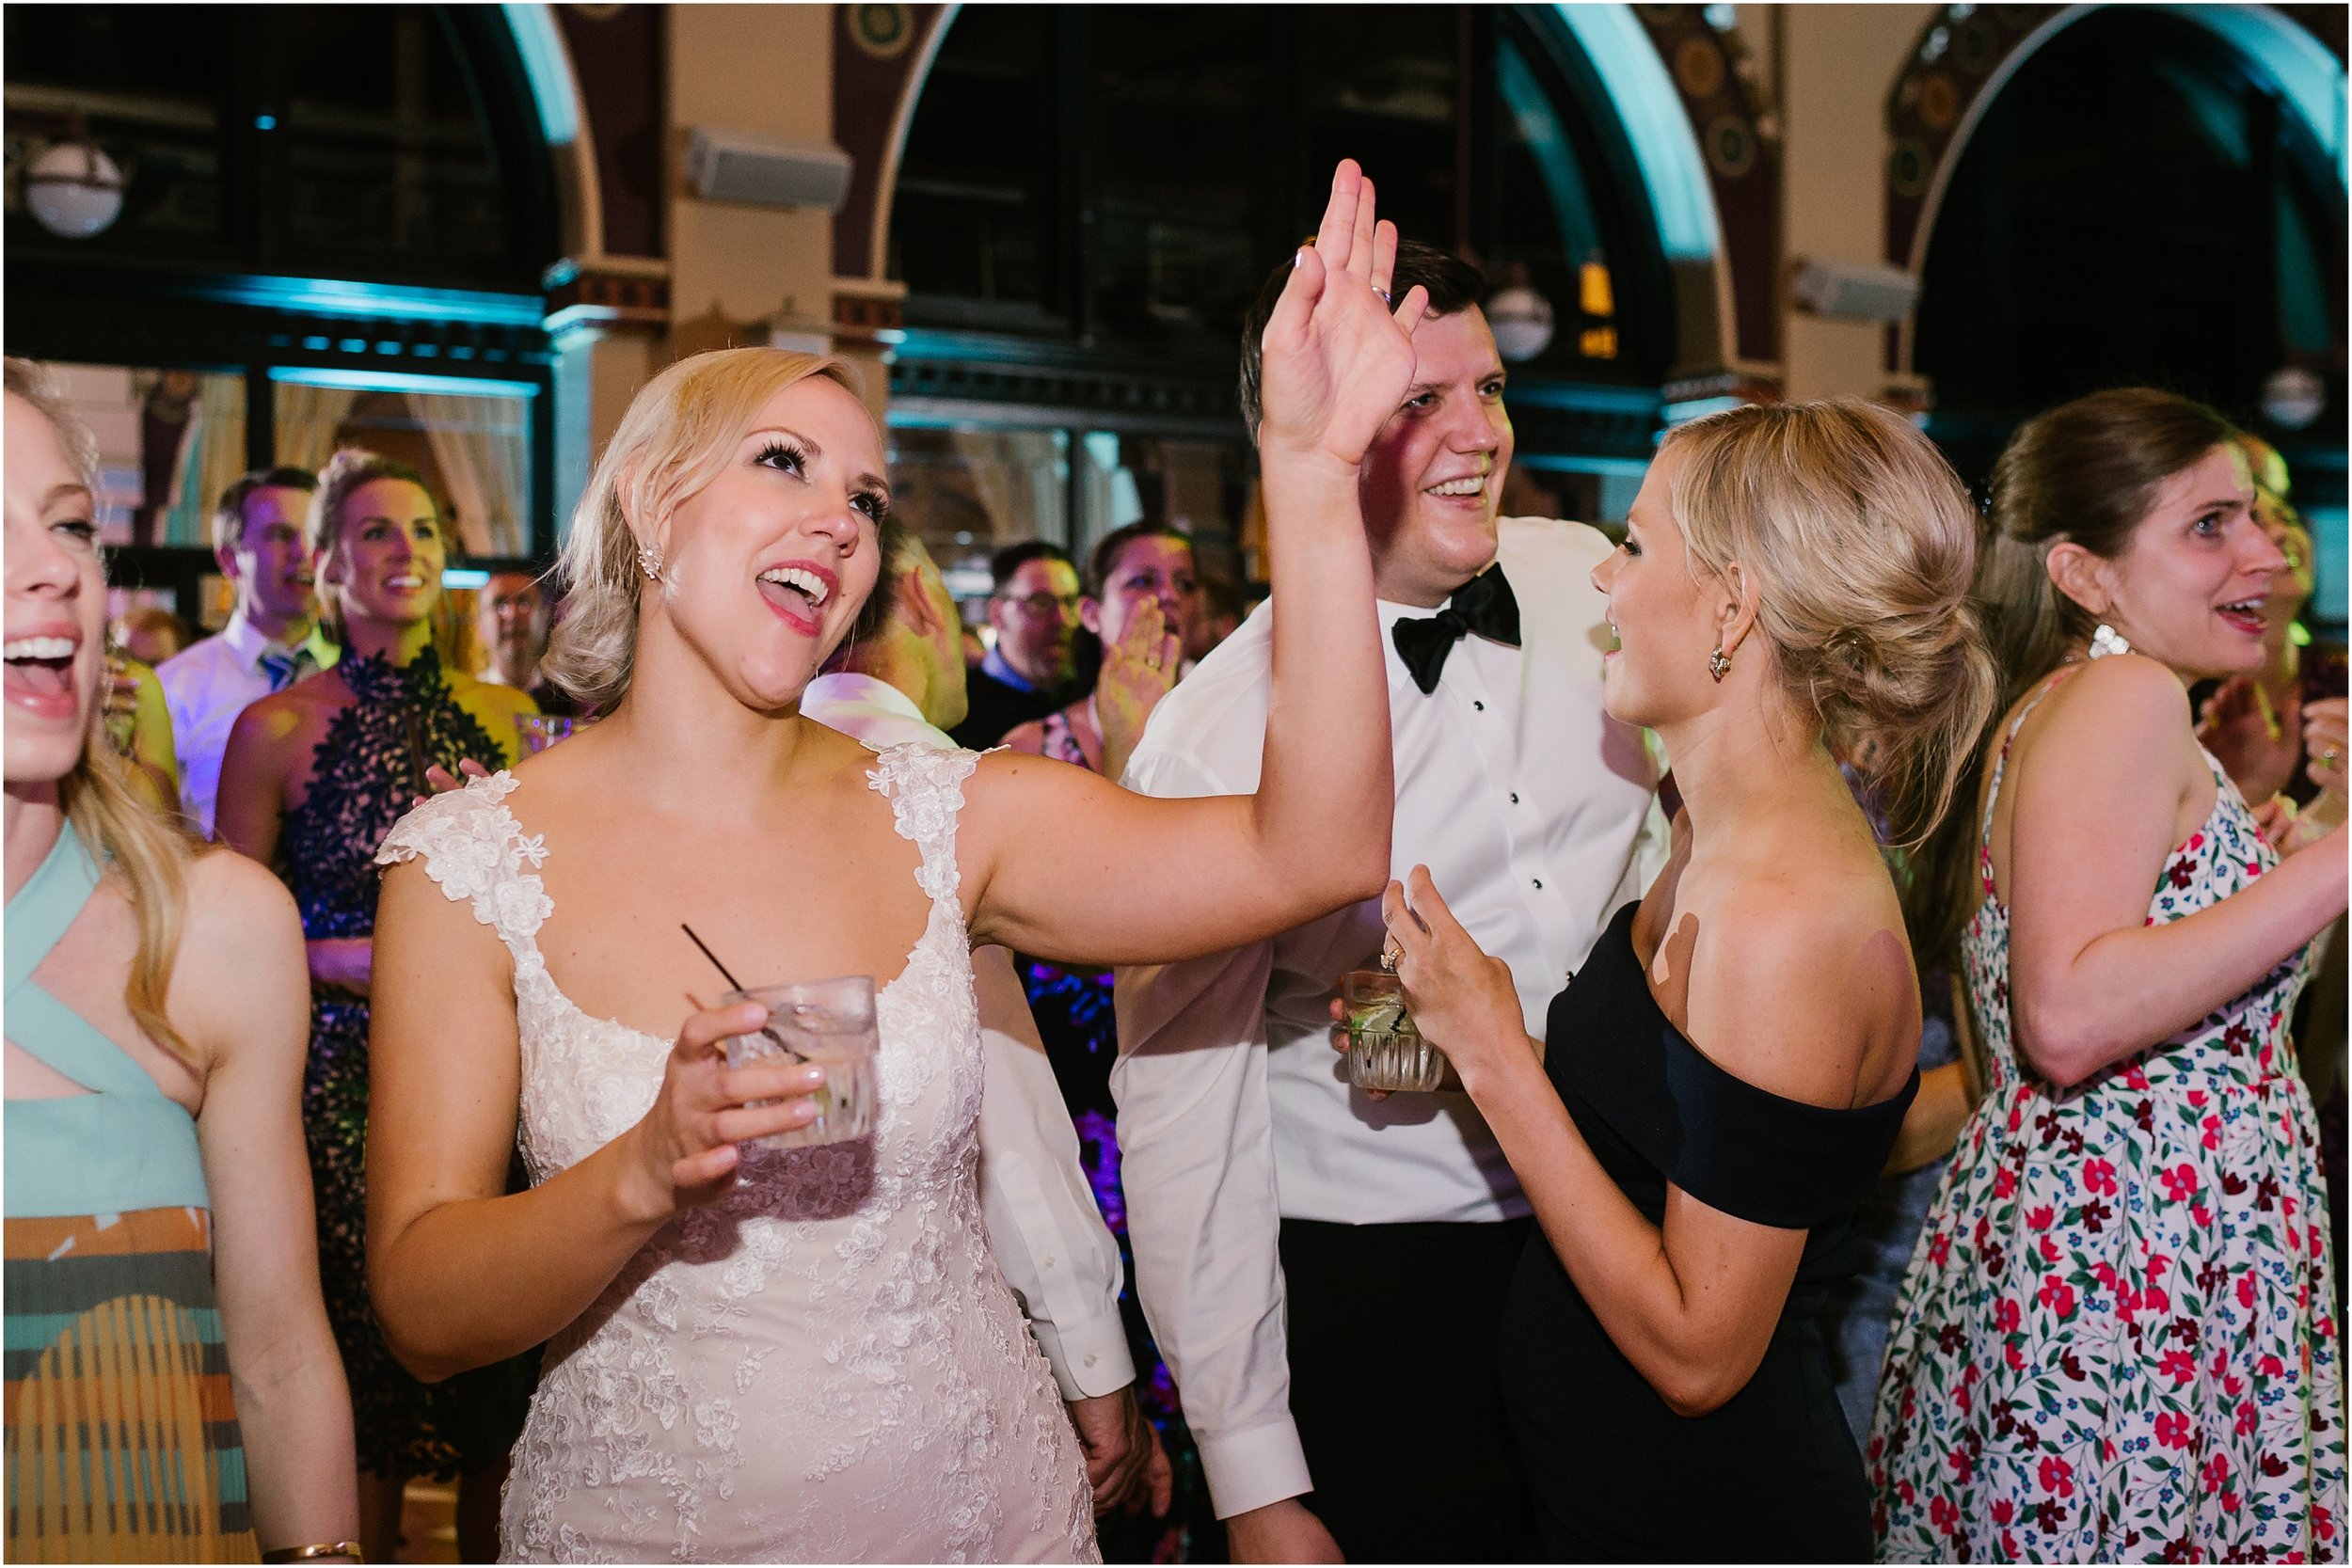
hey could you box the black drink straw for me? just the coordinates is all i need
[682,924,803,1062]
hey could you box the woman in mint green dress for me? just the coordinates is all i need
[3,360,359,1563]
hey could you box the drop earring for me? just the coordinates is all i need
[2089,623,2130,659]
[1708,645,1731,682]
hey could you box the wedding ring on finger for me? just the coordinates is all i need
[2324,746,2343,767]
[1380,943,1405,974]
[1375,287,1391,305]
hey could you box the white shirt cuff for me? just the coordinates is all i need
[1198,1418,1314,1519]
[1027,1302,1137,1401]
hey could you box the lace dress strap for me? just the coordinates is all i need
[866,740,979,911]
[374,771,554,967]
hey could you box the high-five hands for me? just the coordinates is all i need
[1256,159,1429,476]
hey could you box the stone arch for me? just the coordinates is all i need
[1883,2,2345,374]
[501,2,604,267]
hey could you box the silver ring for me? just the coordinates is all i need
[1375,286,1391,305]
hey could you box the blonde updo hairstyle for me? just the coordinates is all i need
[1660,397,1997,853]
[544,347,897,712]
[4,357,199,1061]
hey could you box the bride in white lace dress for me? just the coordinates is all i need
[360,164,1425,1562]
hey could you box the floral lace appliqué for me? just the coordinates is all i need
[377,754,1095,1563]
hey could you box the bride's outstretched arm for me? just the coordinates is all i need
[962,160,1417,966]
[364,859,826,1378]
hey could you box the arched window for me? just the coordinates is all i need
[4,5,560,617]
[1915,8,2344,448]
[1913,7,2346,631]
[883,4,1673,585]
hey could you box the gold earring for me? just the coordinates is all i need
[1708,645,1731,682]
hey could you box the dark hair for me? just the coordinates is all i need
[990,539,1074,595]
[1084,522,1194,600]
[1903,387,2239,968]
[210,465,319,555]
[1237,239,1486,439]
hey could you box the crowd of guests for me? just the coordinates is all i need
[5,156,2344,1565]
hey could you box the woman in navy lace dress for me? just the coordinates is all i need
[217,449,540,1562]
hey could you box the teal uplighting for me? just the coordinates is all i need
[268,366,540,399]
[500,4,582,147]
[1549,4,1721,264]
[2153,2,2345,187]
[442,569,493,590]
[183,274,545,327]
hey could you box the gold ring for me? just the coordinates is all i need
[1380,944,1404,973]
[2325,746,2343,768]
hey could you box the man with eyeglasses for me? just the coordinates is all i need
[951,539,1086,748]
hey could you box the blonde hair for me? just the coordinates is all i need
[1661,397,1997,851]
[544,347,888,711]
[5,357,199,1061]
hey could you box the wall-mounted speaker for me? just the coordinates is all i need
[1790,257,1921,324]
[687,127,854,213]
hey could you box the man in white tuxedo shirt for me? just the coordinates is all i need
[1114,244,1666,1563]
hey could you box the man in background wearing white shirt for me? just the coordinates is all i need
[157,467,335,835]
[1115,244,1666,1563]
[802,535,1172,1525]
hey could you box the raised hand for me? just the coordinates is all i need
[1256,159,1429,474]
[2196,674,2300,805]
[1095,597,1183,783]
[619,1000,827,1218]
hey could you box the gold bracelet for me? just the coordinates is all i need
[260,1544,362,1563]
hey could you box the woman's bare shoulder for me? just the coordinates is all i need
[1684,859,1915,1108]
[180,845,305,952]
[167,847,309,1069]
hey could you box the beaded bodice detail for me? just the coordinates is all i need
[283,647,501,941]
[376,745,1095,1563]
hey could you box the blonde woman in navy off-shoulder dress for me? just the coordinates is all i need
[1362,400,1997,1560]
[1875,388,2345,1562]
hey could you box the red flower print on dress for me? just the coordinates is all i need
[1868,726,2339,1562]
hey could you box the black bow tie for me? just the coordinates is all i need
[1391,566,1521,694]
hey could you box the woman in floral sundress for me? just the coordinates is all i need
[1875,389,2348,1562]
